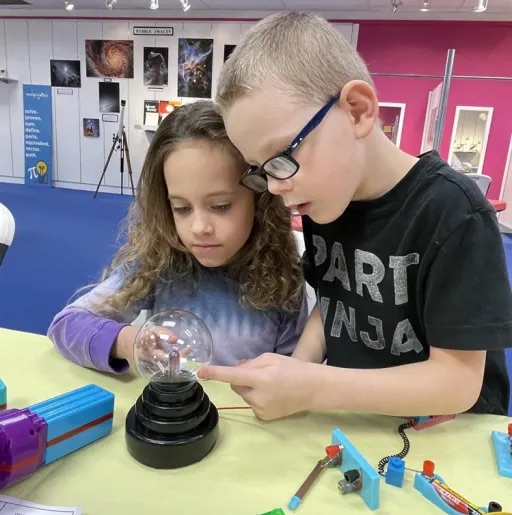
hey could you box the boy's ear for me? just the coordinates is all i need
[339,80,379,139]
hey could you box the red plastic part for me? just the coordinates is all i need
[507,423,512,437]
[422,460,435,477]
[325,444,342,458]
[410,415,455,431]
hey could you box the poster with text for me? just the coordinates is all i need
[23,84,53,187]
[143,47,168,86]
[177,38,213,98]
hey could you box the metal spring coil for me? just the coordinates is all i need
[377,420,413,476]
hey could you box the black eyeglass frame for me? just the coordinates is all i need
[239,92,341,192]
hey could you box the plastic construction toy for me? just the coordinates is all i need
[384,456,405,488]
[0,384,114,489]
[258,510,285,515]
[0,380,5,411]
[414,460,504,514]
[125,309,218,469]
[491,423,512,479]
[331,428,380,511]
[408,415,455,431]
[288,446,342,510]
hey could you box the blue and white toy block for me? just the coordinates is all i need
[0,380,5,410]
[385,457,405,488]
[491,430,512,479]
[28,384,114,465]
[332,428,380,511]
[0,384,114,490]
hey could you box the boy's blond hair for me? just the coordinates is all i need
[216,12,374,111]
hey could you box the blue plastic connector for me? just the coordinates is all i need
[288,496,301,510]
[385,457,405,488]
[332,428,380,511]
[0,380,5,410]
[491,430,512,479]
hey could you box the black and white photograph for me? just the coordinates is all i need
[50,60,81,88]
[143,47,169,86]
[223,44,236,63]
[98,82,120,113]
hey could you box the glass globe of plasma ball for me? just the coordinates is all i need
[133,309,213,386]
[126,309,219,469]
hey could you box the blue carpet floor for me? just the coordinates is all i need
[1,182,512,414]
[0,183,131,335]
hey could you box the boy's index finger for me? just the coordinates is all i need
[198,365,258,387]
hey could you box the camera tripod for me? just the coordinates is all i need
[93,128,135,198]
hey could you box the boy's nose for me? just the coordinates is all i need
[267,175,292,196]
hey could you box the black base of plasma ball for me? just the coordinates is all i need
[125,372,219,469]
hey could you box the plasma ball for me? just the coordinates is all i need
[168,350,181,376]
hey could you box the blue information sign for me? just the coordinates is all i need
[23,84,53,186]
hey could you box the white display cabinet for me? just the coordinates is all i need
[447,106,493,174]
[378,102,406,148]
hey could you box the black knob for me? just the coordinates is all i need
[344,469,361,484]
[488,501,502,513]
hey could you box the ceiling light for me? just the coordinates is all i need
[474,0,488,12]
[150,0,158,9]
[64,1,74,9]
[420,0,430,11]
[179,0,191,11]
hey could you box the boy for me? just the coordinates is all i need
[197,12,512,420]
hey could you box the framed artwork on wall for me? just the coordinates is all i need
[378,102,406,148]
[447,106,493,174]
[420,82,442,153]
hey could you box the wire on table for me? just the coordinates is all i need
[217,406,253,410]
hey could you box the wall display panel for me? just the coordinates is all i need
[0,19,358,192]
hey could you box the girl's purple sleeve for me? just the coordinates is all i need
[48,308,130,374]
[47,268,144,374]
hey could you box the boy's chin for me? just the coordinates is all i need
[309,204,348,225]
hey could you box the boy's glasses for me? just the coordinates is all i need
[240,92,341,193]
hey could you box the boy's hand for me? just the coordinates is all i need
[197,353,319,420]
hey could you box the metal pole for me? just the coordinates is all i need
[433,49,455,152]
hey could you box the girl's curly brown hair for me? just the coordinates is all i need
[100,100,304,314]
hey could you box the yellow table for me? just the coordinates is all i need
[1,328,511,514]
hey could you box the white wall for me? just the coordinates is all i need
[0,18,358,193]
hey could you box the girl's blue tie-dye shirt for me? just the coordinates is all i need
[47,265,309,374]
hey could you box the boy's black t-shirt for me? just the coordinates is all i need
[301,150,512,415]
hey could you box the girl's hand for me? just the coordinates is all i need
[114,325,190,371]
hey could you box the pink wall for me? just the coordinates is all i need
[357,21,512,199]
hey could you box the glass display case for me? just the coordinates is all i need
[447,106,493,174]
[378,102,406,148]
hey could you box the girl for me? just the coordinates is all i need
[47,100,308,375]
